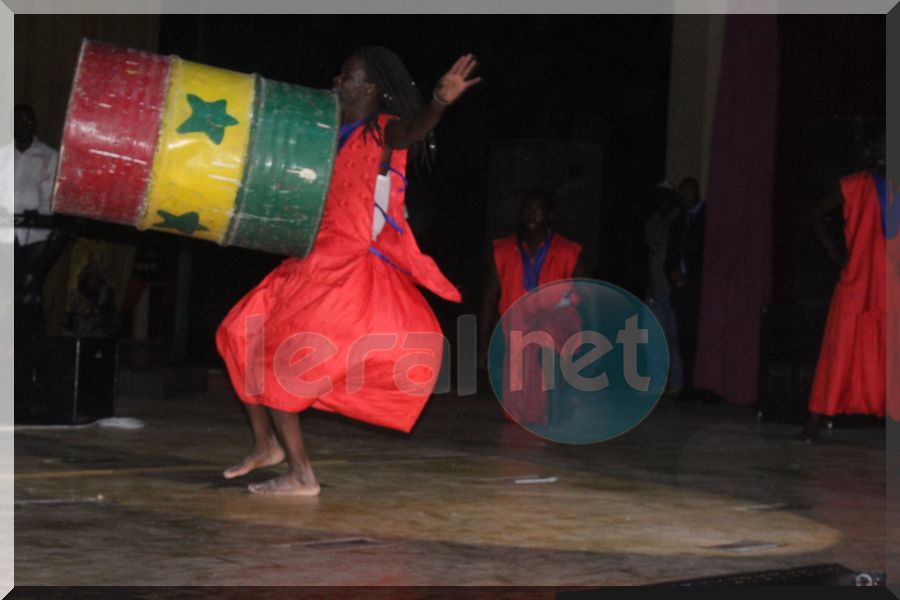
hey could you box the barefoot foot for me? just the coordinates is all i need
[247,473,320,496]
[223,446,286,479]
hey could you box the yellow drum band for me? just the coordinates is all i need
[141,57,255,242]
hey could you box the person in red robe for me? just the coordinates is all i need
[800,130,894,442]
[479,189,585,427]
[216,47,481,495]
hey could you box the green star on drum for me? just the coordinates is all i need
[176,94,239,144]
[153,210,210,235]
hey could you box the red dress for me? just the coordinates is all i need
[808,171,885,417]
[493,234,582,425]
[216,115,460,433]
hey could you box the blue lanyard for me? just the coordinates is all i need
[873,169,900,240]
[376,161,406,235]
[368,246,411,275]
[375,203,404,234]
[380,161,409,192]
[338,117,367,151]
[519,231,553,292]
[369,161,408,271]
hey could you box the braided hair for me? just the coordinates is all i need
[355,45,437,171]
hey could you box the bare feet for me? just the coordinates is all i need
[247,473,320,496]
[223,446,286,479]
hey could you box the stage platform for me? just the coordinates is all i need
[14,369,889,590]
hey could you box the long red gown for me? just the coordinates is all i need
[808,170,885,417]
[216,115,460,433]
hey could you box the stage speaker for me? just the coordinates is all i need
[755,301,829,423]
[15,334,118,425]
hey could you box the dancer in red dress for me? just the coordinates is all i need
[217,48,480,494]
[800,130,892,442]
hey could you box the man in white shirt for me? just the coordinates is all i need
[1,141,13,245]
[14,104,58,248]
[14,104,59,311]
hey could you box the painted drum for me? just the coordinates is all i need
[226,78,338,256]
[140,57,255,243]
[52,40,170,225]
[52,40,339,257]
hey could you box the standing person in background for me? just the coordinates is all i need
[14,104,59,305]
[644,180,683,396]
[799,130,891,442]
[665,177,712,402]
[479,188,585,426]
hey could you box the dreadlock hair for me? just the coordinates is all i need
[355,45,437,172]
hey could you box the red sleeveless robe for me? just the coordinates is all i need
[493,234,582,425]
[216,115,460,432]
[808,171,885,417]
[493,234,582,316]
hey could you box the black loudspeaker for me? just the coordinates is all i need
[755,302,829,423]
[15,334,118,425]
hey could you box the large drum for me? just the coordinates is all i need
[52,39,338,257]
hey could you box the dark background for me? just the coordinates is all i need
[154,15,674,365]
[16,14,885,368]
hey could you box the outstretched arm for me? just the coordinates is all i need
[384,54,481,150]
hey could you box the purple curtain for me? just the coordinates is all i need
[694,15,777,405]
